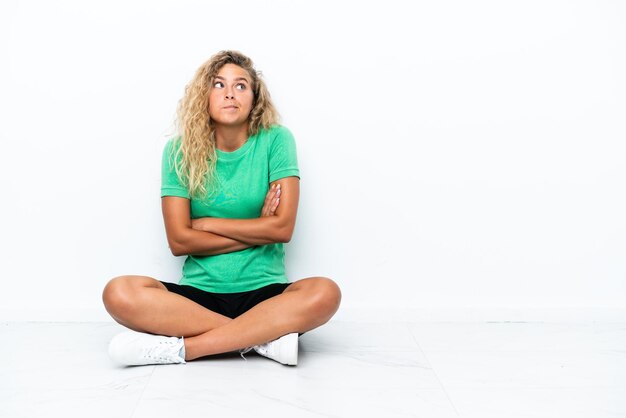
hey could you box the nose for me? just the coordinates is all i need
[224,85,235,99]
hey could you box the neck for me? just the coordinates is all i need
[214,123,249,152]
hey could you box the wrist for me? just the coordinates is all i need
[192,217,215,232]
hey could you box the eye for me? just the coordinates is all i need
[235,83,246,90]
[213,81,224,88]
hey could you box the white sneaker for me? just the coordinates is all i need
[252,333,298,366]
[108,330,186,366]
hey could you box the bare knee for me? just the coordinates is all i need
[102,275,162,318]
[307,277,342,320]
[103,276,132,317]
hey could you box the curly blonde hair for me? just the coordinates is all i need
[173,50,279,199]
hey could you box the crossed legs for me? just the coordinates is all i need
[102,276,341,361]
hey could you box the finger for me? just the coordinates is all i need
[268,196,279,214]
[261,185,277,216]
[266,185,281,215]
[263,186,276,205]
[270,197,280,214]
[264,184,276,205]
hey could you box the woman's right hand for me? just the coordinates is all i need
[260,183,281,217]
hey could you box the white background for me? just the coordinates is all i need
[1,0,624,321]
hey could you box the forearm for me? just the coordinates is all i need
[170,227,252,256]
[192,216,290,245]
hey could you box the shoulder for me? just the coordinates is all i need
[268,124,293,137]
[164,136,182,152]
[254,125,294,142]
[162,136,183,160]
[259,125,296,149]
[161,137,183,171]
[251,125,295,154]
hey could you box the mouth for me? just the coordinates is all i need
[223,105,239,110]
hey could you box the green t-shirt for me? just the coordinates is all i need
[161,125,300,293]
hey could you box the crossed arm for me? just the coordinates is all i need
[161,176,300,256]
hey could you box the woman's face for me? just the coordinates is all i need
[208,63,255,128]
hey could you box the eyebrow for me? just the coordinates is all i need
[214,75,250,83]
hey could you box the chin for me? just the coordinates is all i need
[215,119,248,127]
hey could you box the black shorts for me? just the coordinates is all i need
[160,281,291,319]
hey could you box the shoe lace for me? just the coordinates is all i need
[239,346,254,361]
[239,340,273,361]
[146,338,182,361]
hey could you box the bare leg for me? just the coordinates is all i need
[102,275,341,361]
[102,275,232,337]
[183,277,341,360]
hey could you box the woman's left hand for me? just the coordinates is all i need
[260,183,281,217]
[191,217,210,231]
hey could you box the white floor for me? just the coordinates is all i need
[1,320,625,418]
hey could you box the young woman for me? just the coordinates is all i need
[102,50,341,366]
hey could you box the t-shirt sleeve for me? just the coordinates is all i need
[269,126,300,183]
[161,138,190,198]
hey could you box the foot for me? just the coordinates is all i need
[108,330,186,366]
[253,333,298,366]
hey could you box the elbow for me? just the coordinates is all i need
[170,246,185,257]
[169,244,184,257]
[277,226,294,243]
[167,237,187,257]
